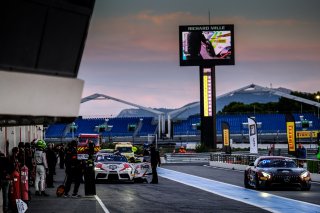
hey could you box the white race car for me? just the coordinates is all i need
[94,153,151,183]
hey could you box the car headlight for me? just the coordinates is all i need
[120,163,133,172]
[261,171,271,180]
[300,171,310,180]
[95,163,104,171]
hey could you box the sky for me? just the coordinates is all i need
[78,0,320,117]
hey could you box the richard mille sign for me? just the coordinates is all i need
[203,68,212,117]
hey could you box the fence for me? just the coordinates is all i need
[164,153,211,163]
[210,153,320,173]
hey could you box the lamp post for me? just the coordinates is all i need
[316,95,320,119]
[70,122,77,139]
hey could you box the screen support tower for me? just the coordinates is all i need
[199,66,217,149]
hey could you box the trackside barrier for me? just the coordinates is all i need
[163,153,211,163]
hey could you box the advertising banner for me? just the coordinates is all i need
[222,122,230,147]
[222,122,231,154]
[285,114,296,155]
[248,117,258,154]
[296,130,319,139]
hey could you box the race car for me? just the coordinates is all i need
[94,153,151,183]
[244,156,311,191]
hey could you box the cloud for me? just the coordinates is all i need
[83,11,207,63]
[238,42,320,62]
[84,11,319,65]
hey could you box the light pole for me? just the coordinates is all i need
[70,122,77,139]
[316,95,320,119]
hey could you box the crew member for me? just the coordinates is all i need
[296,143,306,167]
[64,140,83,198]
[150,144,161,184]
[178,146,186,153]
[0,152,14,213]
[46,143,57,188]
[34,139,49,196]
[59,144,65,169]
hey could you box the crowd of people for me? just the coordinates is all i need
[0,140,66,213]
[1,139,163,212]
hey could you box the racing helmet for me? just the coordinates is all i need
[36,139,47,150]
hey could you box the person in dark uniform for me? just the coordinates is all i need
[150,144,161,184]
[0,152,14,213]
[296,143,307,167]
[59,144,65,169]
[64,140,83,198]
[46,143,57,188]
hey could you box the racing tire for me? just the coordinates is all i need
[244,172,250,188]
[301,184,311,191]
[254,174,260,190]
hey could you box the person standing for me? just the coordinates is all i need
[296,143,307,168]
[150,144,161,184]
[34,140,49,196]
[0,152,14,213]
[59,144,65,169]
[64,140,83,198]
[46,143,57,188]
[10,147,20,172]
[24,142,34,187]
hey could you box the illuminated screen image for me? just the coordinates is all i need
[179,25,235,66]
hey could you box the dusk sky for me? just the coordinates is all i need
[78,0,320,117]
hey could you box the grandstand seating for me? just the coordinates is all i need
[46,117,158,139]
[173,113,319,136]
[101,117,140,137]
[173,115,201,136]
[45,123,67,138]
[45,113,319,140]
[293,113,319,131]
[136,117,157,136]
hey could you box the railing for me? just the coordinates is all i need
[164,153,211,163]
[210,153,320,173]
[210,153,258,166]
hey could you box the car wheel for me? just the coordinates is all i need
[244,172,250,188]
[254,174,260,190]
[301,184,311,191]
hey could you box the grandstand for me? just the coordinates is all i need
[45,113,319,144]
[45,84,320,145]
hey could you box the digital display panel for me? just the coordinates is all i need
[203,68,212,117]
[179,25,235,66]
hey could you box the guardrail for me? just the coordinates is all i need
[210,153,320,174]
[162,152,320,174]
[164,153,211,163]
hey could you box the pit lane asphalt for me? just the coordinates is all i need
[25,163,320,213]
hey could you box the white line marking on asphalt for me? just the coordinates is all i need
[158,167,320,213]
[203,164,244,172]
[95,195,110,213]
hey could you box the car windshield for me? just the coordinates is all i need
[117,147,132,153]
[257,159,297,168]
[96,155,127,163]
[78,137,99,146]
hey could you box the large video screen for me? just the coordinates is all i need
[179,25,235,66]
